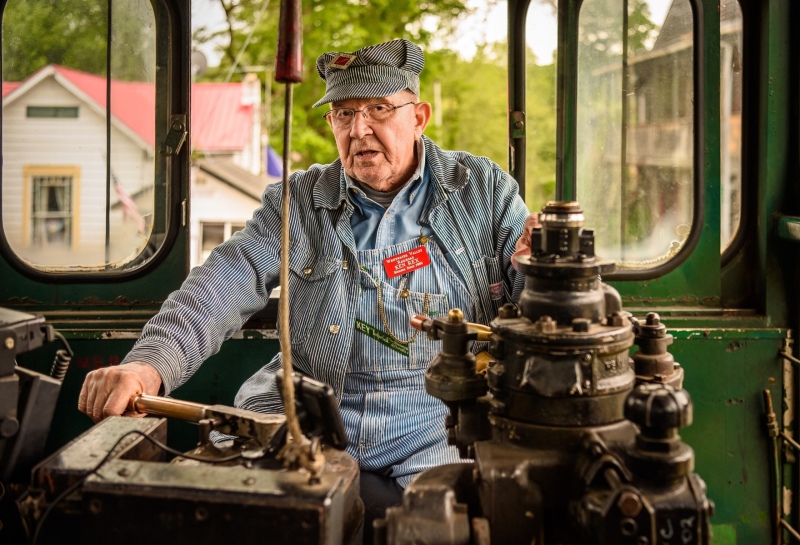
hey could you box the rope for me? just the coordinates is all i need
[276,81,325,482]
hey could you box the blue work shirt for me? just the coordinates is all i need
[346,142,429,251]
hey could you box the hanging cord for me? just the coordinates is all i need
[273,0,323,482]
[49,331,73,382]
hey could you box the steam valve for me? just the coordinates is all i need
[625,384,695,481]
[630,313,684,388]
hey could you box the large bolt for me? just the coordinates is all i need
[538,316,557,333]
[448,308,464,323]
[572,318,591,333]
[646,312,661,326]
[498,303,519,319]
[617,491,642,517]
[608,311,626,327]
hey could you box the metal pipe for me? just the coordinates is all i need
[783,431,800,453]
[780,348,800,367]
[782,519,800,543]
[132,393,207,422]
[764,389,781,545]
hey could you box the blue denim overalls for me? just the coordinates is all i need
[341,235,475,487]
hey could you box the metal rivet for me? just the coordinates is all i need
[342,260,349,270]
[329,324,340,334]
[88,498,103,515]
[303,267,312,275]
[617,491,642,517]
[4,337,14,350]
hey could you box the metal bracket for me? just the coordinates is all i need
[161,114,187,156]
[510,110,526,139]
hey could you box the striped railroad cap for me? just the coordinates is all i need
[313,39,424,107]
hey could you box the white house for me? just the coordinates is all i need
[2,65,276,270]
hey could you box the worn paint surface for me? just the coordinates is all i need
[670,329,788,545]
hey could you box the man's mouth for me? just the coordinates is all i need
[355,150,379,160]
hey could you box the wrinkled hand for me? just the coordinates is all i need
[511,213,541,269]
[78,361,163,423]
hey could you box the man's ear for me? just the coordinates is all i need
[414,101,432,137]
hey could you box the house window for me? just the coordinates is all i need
[26,106,79,118]
[199,222,246,263]
[31,173,73,247]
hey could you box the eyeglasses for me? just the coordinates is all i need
[323,101,416,128]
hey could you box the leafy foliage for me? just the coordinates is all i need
[193,0,560,212]
[2,0,155,82]
[194,0,480,168]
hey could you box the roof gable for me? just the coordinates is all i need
[3,65,255,152]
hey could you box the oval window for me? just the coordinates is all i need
[1,0,160,272]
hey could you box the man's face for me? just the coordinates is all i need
[327,91,431,192]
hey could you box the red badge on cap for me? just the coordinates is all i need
[330,53,356,69]
[383,246,430,279]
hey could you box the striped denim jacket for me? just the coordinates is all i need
[123,135,530,413]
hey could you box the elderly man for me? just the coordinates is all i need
[79,38,530,536]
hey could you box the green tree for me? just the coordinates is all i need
[525,56,557,213]
[2,0,155,82]
[193,0,478,167]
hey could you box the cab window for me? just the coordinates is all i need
[1,0,161,272]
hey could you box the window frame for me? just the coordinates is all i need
[25,165,80,250]
[511,0,722,307]
[0,0,188,284]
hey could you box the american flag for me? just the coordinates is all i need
[113,173,146,233]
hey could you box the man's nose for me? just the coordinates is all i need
[349,112,372,139]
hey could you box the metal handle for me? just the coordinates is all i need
[132,394,208,422]
[275,0,303,83]
[410,314,493,342]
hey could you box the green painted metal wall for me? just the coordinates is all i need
[668,328,788,544]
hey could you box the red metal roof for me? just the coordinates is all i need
[3,65,254,152]
[2,82,20,96]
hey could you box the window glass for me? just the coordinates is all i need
[201,223,225,253]
[2,0,159,272]
[577,0,694,268]
[197,221,247,266]
[30,170,77,254]
[721,0,742,251]
[525,0,558,212]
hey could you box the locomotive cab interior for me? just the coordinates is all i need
[0,0,799,544]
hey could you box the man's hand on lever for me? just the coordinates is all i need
[78,361,163,423]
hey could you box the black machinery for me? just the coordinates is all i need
[377,201,714,545]
[14,383,361,545]
[3,201,712,545]
[0,308,73,544]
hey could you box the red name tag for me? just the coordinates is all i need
[383,246,431,279]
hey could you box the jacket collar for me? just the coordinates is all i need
[312,135,470,211]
